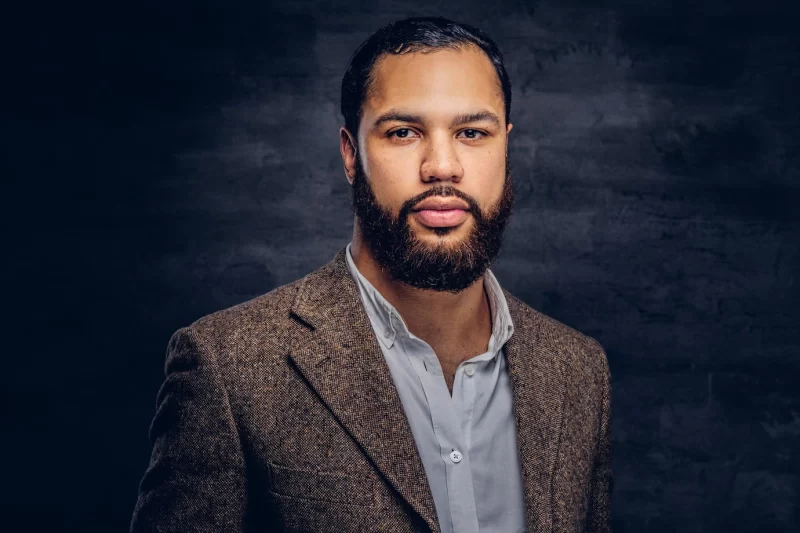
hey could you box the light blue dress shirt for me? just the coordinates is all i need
[345,242,526,533]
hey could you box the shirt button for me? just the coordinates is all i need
[449,450,463,463]
[464,364,475,377]
[384,329,391,338]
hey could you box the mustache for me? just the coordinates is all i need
[400,185,481,218]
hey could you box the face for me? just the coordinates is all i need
[342,45,514,294]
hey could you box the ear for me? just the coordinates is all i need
[340,127,358,185]
[505,122,513,150]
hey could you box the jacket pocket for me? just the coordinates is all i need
[267,461,387,506]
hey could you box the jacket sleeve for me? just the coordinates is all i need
[130,326,246,533]
[585,338,613,532]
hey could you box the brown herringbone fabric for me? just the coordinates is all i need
[130,247,612,533]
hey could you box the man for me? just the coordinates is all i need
[131,17,612,533]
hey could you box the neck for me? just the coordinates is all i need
[350,231,491,349]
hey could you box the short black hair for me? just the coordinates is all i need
[340,17,512,137]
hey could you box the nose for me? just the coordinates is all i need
[420,133,464,184]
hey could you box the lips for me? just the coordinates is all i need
[413,209,468,227]
[412,197,470,212]
[410,196,471,228]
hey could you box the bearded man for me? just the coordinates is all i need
[131,16,613,533]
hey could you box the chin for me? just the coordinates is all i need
[412,227,473,249]
[413,225,464,240]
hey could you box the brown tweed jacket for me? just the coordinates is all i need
[130,247,612,533]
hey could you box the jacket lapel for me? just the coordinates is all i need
[504,289,568,533]
[288,248,440,532]
[286,247,566,533]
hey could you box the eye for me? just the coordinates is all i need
[388,128,418,139]
[458,129,486,140]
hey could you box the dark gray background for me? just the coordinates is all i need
[6,0,799,531]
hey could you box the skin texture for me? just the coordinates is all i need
[339,45,513,393]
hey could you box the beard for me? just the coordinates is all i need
[350,157,514,294]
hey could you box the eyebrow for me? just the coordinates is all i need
[451,111,502,129]
[373,112,423,130]
[372,110,502,130]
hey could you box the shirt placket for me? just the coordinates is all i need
[398,328,481,533]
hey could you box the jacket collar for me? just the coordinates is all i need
[288,246,567,533]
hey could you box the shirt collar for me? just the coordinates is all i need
[344,241,515,351]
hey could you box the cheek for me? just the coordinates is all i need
[368,148,416,179]
[462,149,507,203]
[364,153,419,206]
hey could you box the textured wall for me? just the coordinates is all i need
[7,0,799,531]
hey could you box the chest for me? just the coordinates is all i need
[432,343,490,394]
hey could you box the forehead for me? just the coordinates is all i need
[362,45,505,125]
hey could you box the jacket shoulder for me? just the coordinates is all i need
[173,275,309,367]
[503,290,609,379]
